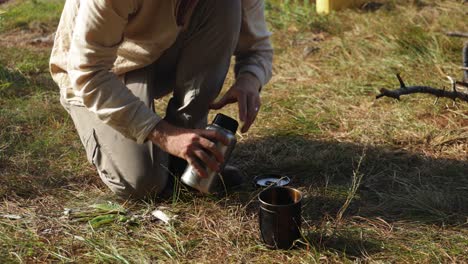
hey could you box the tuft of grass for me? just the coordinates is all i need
[0,0,64,33]
[0,65,28,95]
[266,0,346,35]
[0,45,53,98]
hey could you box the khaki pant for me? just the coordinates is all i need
[66,0,242,198]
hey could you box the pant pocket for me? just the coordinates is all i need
[84,130,126,192]
[84,129,99,165]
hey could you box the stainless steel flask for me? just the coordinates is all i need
[181,114,238,194]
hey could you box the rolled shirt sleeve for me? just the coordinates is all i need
[67,0,161,144]
[235,0,273,87]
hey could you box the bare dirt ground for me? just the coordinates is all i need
[0,29,54,49]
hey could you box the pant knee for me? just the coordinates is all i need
[212,0,242,25]
[123,170,168,199]
[97,159,169,199]
[192,0,242,47]
[211,0,242,42]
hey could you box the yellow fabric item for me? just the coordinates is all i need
[316,0,366,14]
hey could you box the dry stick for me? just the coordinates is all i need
[376,74,468,102]
[456,80,468,88]
[445,31,468,38]
[445,31,468,80]
[463,41,468,81]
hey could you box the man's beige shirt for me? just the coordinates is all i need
[50,0,273,144]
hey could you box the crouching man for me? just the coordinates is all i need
[49,0,273,198]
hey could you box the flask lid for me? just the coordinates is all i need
[213,114,238,133]
[254,174,291,187]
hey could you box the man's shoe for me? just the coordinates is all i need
[215,165,245,192]
[169,155,188,177]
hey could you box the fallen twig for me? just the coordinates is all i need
[445,31,468,38]
[376,74,468,102]
[463,41,468,81]
[456,81,468,88]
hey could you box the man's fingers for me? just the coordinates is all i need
[241,95,260,133]
[209,99,226,110]
[186,155,208,178]
[198,137,224,163]
[200,129,230,146]
[193,149,220,172]
[209,94,236,110]
[238,93,247,123]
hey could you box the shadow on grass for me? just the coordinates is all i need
[0,65,56,98]
[2,132,466,227]
[232,135,468,225]
[3,133,467,223]
[0,65,28,95]
[303,229,382,258]
[1,132,465,260]
[229,135,467,258]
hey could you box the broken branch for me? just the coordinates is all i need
[463,41,468,81]
[456,81,468,88]
[376,74,468,102]
[445,31,468,38]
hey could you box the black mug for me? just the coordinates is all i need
[258,186,302,249]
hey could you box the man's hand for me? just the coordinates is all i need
[148,121,229,178]
[210,73,261,133]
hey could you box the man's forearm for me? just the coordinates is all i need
[234,49,273,88]
[235,0,273,87]
[147,119,230,178]
[147,120,181,149]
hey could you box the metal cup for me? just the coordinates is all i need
[258,186,302,249]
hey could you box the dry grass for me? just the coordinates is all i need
[1,0,467,263]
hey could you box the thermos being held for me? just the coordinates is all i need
[181,114,238,194]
